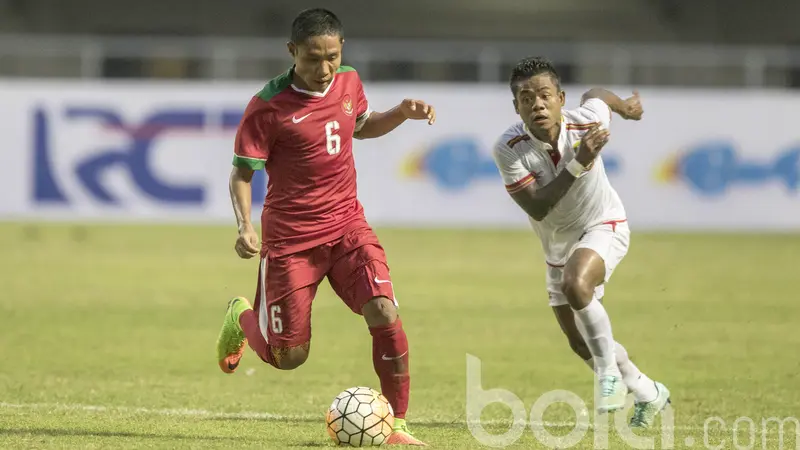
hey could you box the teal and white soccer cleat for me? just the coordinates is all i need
[216,297,252,374]
[630,382,671,429]
[596,374,627,413]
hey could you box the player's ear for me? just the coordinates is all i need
[287,41,296,57]
[513,98,519,114]
[559,90,566,106]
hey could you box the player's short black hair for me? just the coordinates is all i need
[509,56,561,96]
[291,8,344,43]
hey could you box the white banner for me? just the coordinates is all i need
[1,80,799,230]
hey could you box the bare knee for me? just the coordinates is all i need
[273,342,310,370]
[361,296,398,327]
[561,274,595,309]
[562,249,605,309]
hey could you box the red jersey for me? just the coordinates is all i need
[232,66,371,257]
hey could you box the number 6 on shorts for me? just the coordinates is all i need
[270,305,283,334]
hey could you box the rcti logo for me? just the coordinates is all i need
[656,141,800,196]
[401,136,621,191]
[32,105,267,206]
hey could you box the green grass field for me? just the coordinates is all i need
[1,223,799,449]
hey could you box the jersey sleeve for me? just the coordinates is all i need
[577,97,612,129]
[232,97,273,171]
[353,73,372,132]
[492,139,535,194]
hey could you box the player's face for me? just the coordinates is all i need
[513,74,565,134]
[288,35,343,93]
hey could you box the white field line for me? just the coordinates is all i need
[0,401,704,431]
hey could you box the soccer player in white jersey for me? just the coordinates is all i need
[491,57,671,427]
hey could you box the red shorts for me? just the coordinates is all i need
[251,224,396,348]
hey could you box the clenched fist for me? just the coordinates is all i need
[235,224,260,259]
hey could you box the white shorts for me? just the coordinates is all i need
[546,220,630,307]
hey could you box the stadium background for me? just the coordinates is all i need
[2,1,799,449]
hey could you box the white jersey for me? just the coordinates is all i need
[492,98,626,265]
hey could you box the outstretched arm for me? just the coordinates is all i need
[581,88,643,121]
[354,99,436,139]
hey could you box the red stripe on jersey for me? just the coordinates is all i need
[565,122,599,130]
[506,174,535,194]
[506,134,531,147]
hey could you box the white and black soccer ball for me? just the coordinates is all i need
[325,386,394,447]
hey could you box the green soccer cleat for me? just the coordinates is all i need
[385,418,427,446]
[596,374,627,413]
[630,382,672,429]
[216,297,252,374]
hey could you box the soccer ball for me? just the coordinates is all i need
[325,386,395,446]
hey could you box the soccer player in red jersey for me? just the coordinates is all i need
[215,8,433,446]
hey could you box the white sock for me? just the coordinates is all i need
[573,299,620,377]
[583,343,658,402]
[615,342,658,403]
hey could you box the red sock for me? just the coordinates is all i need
[239,309,279,368]
[369,317,410,419]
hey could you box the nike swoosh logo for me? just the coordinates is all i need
[292,113,312,123]
[381,351,408,361]
[374,277,392,284]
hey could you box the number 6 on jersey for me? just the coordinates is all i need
[325,120,341,155]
